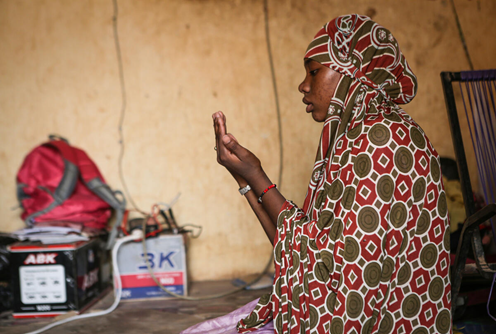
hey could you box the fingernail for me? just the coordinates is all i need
[222,135,231,144]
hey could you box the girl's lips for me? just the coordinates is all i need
[306,103,314,113]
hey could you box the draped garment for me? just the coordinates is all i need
[237,14,452,334]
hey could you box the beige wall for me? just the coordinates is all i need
[1,0,495,281]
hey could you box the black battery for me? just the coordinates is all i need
[8,238,110,318]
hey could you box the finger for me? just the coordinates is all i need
[217,114,227,138]
[212,111,224,124]
[214,112,229,154]
[222,133,244,158]
[213,112,226,135]
[213,113,223,157]
[213,119,220,154]
[217,134,242,167]
[213,117,229,162]
[213,112,224,143]
[214,121,220,143]
[212,111,223,120]
[223,134,254,164]
[217,128,231,158]
[221,112,226,129]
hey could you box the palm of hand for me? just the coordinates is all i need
[212,111,262,182]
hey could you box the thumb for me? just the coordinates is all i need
[222,134,242,155]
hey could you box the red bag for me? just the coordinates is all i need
[17,136,125,232]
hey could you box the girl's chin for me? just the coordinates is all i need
[311,111,327,123]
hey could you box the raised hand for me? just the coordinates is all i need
[212,111,284,244]
[212,111,263,183]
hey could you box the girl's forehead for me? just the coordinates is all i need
[304,58,319,67]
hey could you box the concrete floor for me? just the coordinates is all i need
[0,280,272,334]
[4,279,496,333]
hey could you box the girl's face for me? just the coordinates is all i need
[299,59,342,122]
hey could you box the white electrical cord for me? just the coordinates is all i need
[26,230,144,334]
[140,217,273,300]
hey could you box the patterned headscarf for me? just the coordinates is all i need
[301,14,417,219]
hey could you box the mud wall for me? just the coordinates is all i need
[1,0,495,280]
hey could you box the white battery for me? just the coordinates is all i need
[116,234,187,300]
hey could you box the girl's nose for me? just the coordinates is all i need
[299,77,309,94]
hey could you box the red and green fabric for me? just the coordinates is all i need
[237,14,451,334]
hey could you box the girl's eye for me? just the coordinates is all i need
[310,69,318,76]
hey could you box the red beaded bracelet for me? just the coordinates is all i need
[258,184,276,203]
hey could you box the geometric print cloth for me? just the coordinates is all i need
[237,14,451,334]
[237,108,452,334]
